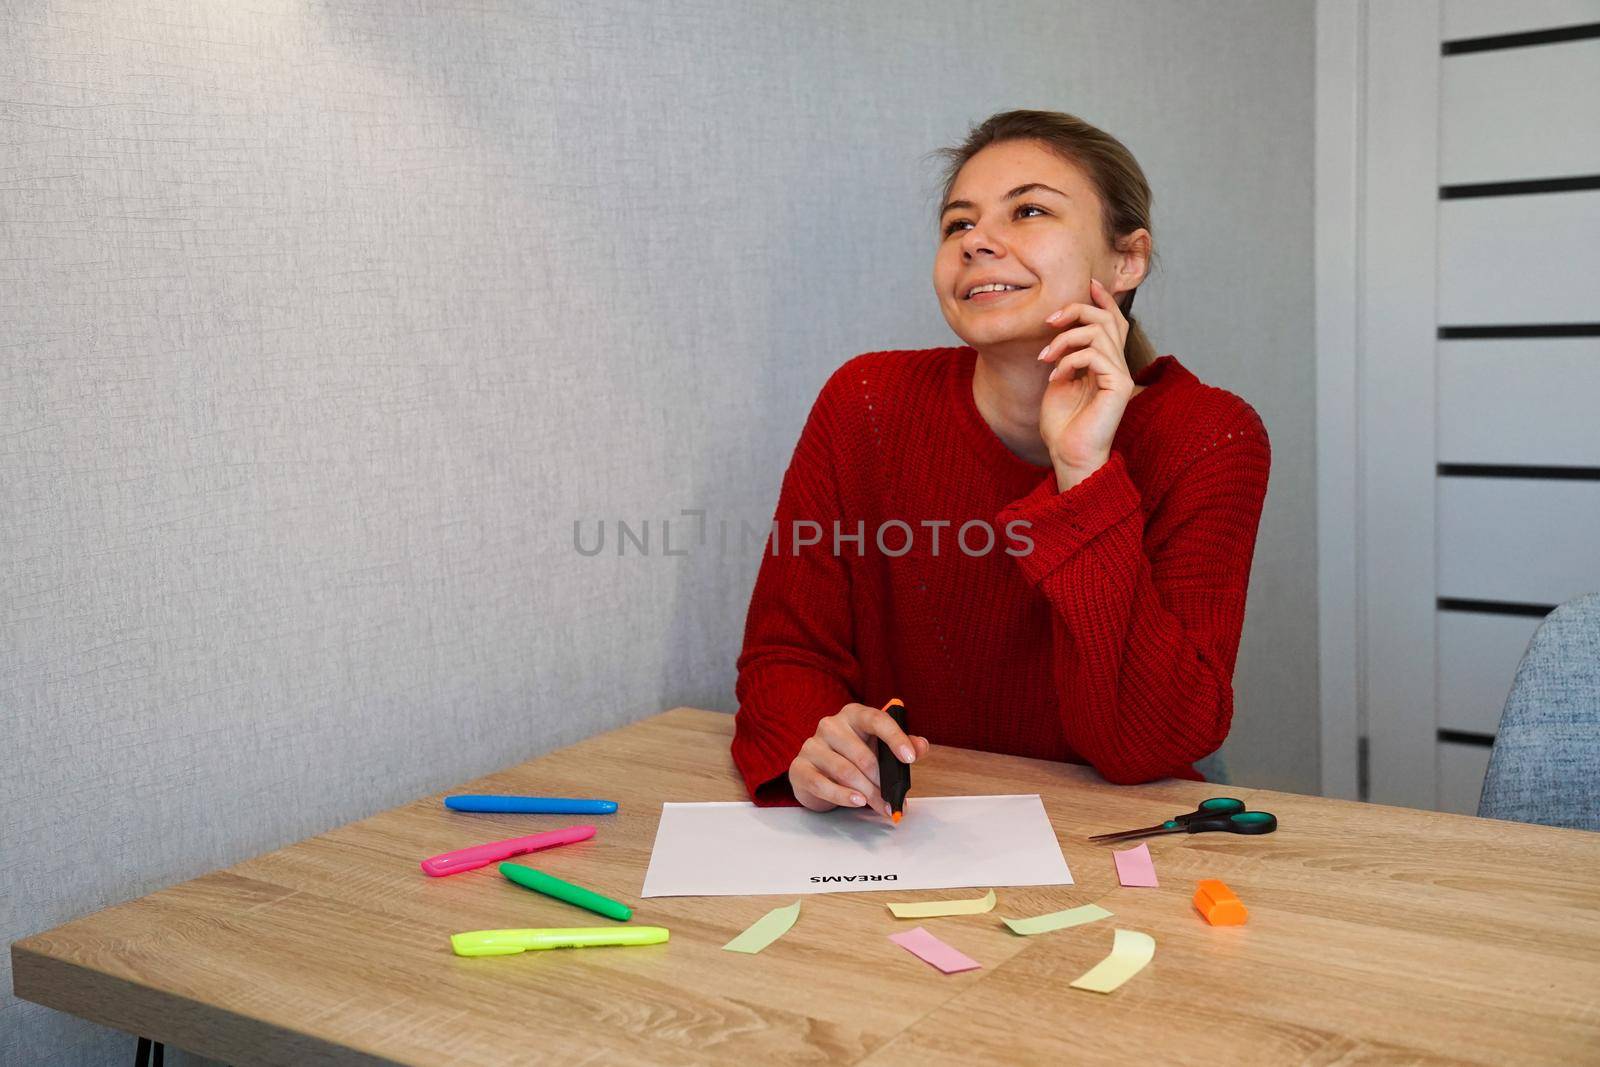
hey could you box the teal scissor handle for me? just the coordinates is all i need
[1185,810,1278,835]
[1176,797,1247,823]
[1162,797,1248,831]
[1088,797,1264,843]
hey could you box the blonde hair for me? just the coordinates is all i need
[931,109,1160,373]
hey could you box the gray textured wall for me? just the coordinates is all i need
[1,2,1316,1061]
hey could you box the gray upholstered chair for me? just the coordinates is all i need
[1477,593,1600,831]
[1194,750,1230,785]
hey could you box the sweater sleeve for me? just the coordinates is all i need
[731,377,862,805]
[995,422,1270,784]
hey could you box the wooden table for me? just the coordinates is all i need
[13,708,1600,1065]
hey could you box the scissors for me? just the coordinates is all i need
[1089,797,1278,843]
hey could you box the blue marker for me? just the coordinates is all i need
[445,795,619,815]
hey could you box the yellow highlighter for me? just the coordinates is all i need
[451,927,669,957]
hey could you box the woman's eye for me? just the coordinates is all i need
[942,204,1047,237]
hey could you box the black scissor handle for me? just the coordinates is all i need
[1186,811,1277,835]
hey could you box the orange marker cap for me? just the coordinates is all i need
[1193,879,1248,926]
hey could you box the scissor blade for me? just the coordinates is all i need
[1087,824,1167,842]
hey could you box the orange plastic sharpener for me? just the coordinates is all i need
[1193,879,1248,926]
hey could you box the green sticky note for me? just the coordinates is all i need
[1002,903,1113,936]
[722,900,801,954]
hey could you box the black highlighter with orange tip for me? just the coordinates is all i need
[876,698,911,824]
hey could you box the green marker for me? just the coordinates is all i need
[499,863,633,921]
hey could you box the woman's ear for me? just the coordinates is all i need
[1113,228,1152,294]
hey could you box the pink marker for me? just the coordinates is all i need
[420,825,595,877]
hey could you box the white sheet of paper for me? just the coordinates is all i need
[640,794,1073,897]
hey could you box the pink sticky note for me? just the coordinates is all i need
[888,926,982,974]
[1113,842,1159,887]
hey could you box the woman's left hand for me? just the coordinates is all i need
[1037,278,1136,490]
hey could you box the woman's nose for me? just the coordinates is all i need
[961,225,1001,258]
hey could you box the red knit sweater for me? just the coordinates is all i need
[731,347,1270,804]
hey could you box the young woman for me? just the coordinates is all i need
[731,110,1271,813]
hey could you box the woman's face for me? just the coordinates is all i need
[932,139,1144,354]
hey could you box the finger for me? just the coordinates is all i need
[806,740,887,814]
[1089,278,1130,343]
[1044,300,1116,331]
[1068,328,1130,378]
[846,704,916,763]
[1087,330,1133,377]
[1046,346,1120,386]
[794,783,836,812]
[806,734,881,798]
[792,758,866,810]
[789,759,837,811]
[1088,277,1118,313]
[912,735,931,759]
[818,716,882,786]
[1047,344,1125,386]
[1038,324,1100,364]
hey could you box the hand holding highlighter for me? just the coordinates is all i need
[787,698,927,815]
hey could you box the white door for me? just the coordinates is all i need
[1319,0,1600,812]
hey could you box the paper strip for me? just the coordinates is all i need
[1113,842,1159,887]
[888,926,982,974]
[1002,902,1113,936]
[1070,928,1156,993]
[722,900,801,954]
[887,888,996,918]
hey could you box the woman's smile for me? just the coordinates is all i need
[965,284,1034,305]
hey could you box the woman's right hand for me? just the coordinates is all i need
[788,703,931,815]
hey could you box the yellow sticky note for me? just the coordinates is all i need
[1002,903,1113,936]
[722,900,801,954]
[1069,928,1155,993]
[886,889,997,918]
